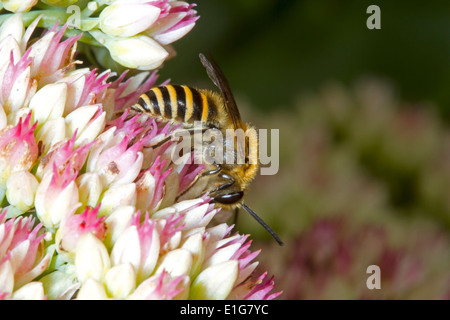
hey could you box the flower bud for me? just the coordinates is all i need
[76,172,103,208]
[36,134,92,180]
[39,267,79,300]
[35,117,66,154]
[112,215,160,283]
[76,277,108,300]
[35,165,80,228]
[128,270,185,300]
[0,113,38,187]
[104,205,135,249]
[104,263,136,299]
[56,206,106,262]
[90,31,168,70]
[0,260,14,295]
[181,233,205,278]
[155,248,192,277]
[4,63,34,114]
[99,183,136,216]
[99,3,160,37]
[56,69,92,115]
[27,25,80,82]
[75,233,110,283]
[0,215,50,289]
[147,2,198,45]
[0,35,21,71]
[6,170,39,212]
[29,82,67,128]
[157,198,218,230]
[2,0,38,13]
[11,281,45,300]
[87,134,144,188]
[190,260,238,300]
[65,105,106,145]
[136,157,171,214]
[0,12,24,43]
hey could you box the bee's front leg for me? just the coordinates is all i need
[216,173,235,191]
[201,162,222,177]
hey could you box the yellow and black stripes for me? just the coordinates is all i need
[135,84,219,125]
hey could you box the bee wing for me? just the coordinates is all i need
[199,53,243,130]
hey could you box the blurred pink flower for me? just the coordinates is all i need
[275,217,449,300]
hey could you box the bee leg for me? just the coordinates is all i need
[146,135,173,149]
[201,162,222,177]
[145,127,208,149]
[199,169,235,195]
[175,163,222,201]
[216,173,235,191]
[177,162,220,198]
[176,173,201,201]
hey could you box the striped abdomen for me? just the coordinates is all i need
[135,84,219,126]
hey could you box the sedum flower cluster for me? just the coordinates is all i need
[0,12,280,300]
[0,0,199,70]
[260,216,450,300]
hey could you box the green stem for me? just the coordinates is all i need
[0,9,68,28]
[65,28,102,47]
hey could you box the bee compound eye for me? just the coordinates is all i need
[213,191,244,205]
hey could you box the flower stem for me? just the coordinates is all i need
[0,10,67,28]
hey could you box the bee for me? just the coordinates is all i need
[132,53,282,245]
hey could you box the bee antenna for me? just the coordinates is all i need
[241,203,283,246]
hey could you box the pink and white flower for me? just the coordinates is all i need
[146,1,199,45]
[56,205,107,262]
[0,210,49,299]
[136,156,172,214]
[0,11,281,300]
[0,113,37,187]
[35,163,80,229]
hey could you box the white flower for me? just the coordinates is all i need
[30,82,67,128]
[75,233,111,283]
[99,3,161,37]
[6,170,39,212]
[34,166,80,228]
[91,31,168,70]
[2,0,38,13]
[190,261,239,300]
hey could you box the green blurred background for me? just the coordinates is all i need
[160,0,450,299]
[161,0,450,117]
